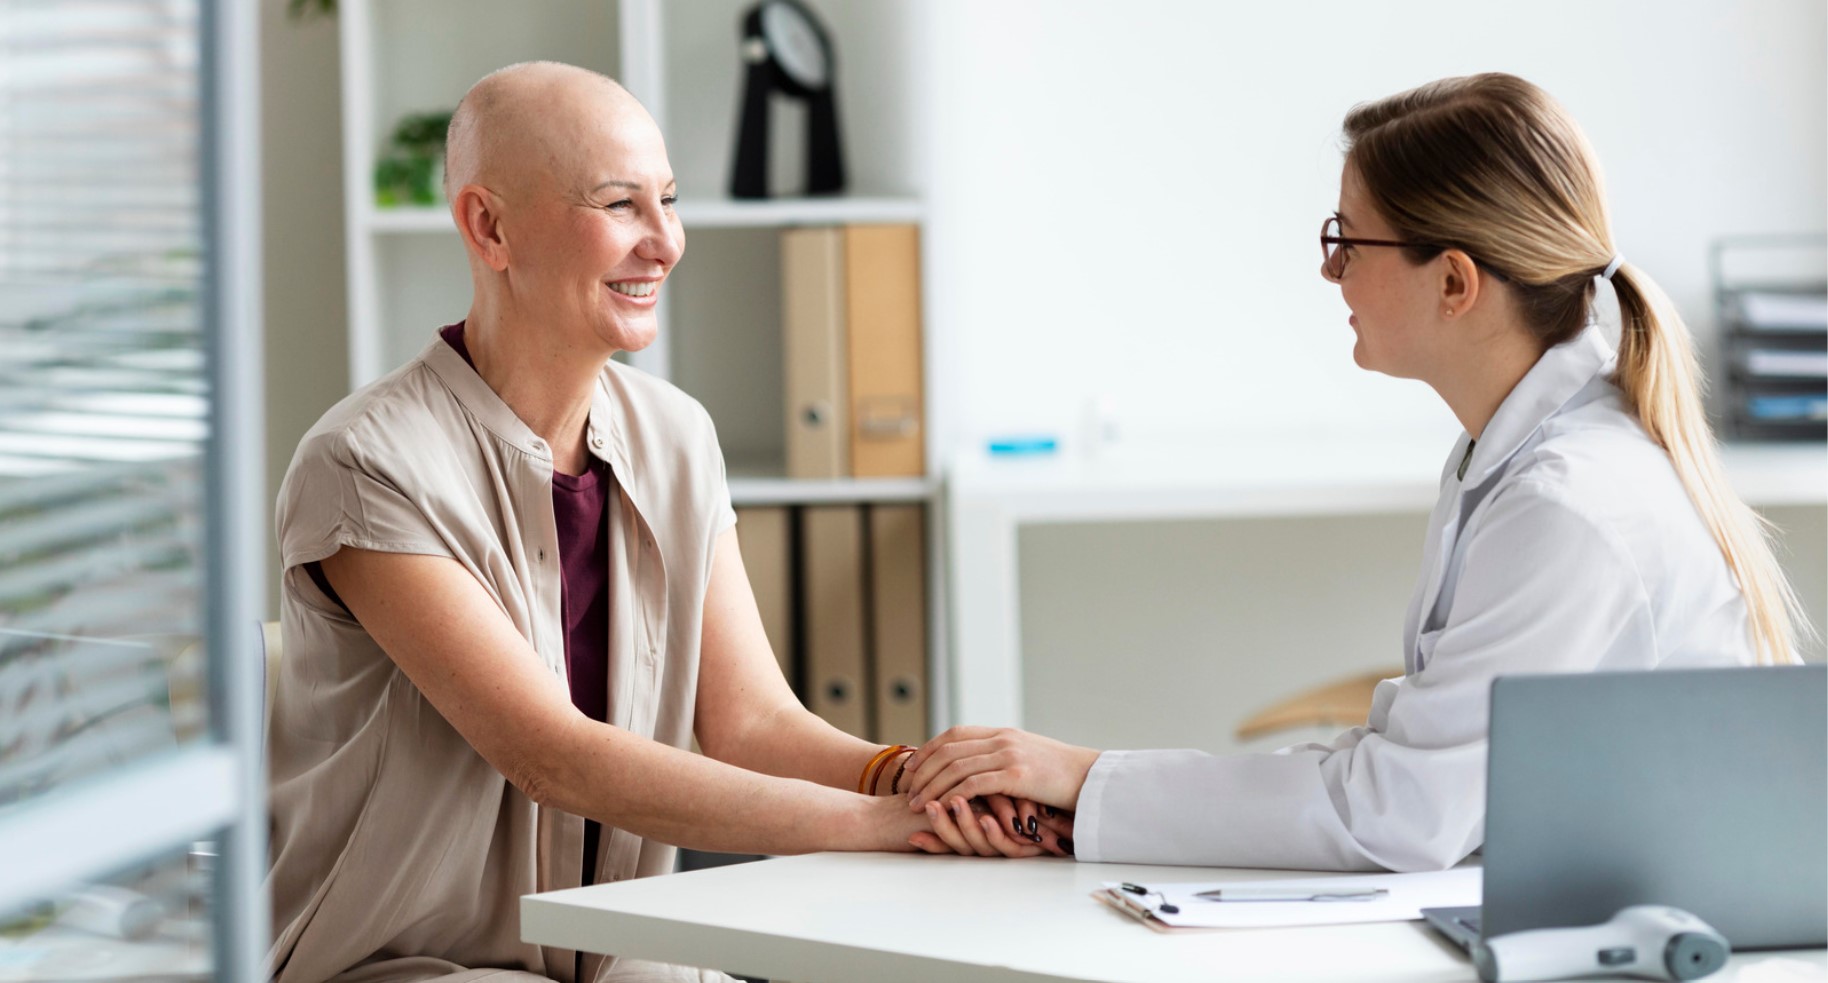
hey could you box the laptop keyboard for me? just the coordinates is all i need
[1456,913,1483,935]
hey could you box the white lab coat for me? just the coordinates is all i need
[1073,327,1754,872]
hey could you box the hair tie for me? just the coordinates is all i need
[1601,255,1625,281]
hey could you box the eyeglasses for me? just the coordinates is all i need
[1319,215,1433,281]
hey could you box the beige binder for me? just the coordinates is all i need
[735,506,795,682]
[844,224,925,478]
[800,505,868,737]
[781,227,849,479]
[868,504,928,745]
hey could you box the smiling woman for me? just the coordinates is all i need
[441,71,684,379]
[263,62,972,983]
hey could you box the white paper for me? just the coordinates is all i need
[1744,350,1828,378]
[1102,866,1483,929]
[1739,293,1828,331]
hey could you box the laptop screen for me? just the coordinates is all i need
[1480,664,1826,949]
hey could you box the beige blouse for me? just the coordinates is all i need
[265,337,736,983]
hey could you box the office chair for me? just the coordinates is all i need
[261,620,282,732]
[1234,668,1402,743]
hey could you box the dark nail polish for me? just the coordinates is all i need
[1042,805,1056,819]
[1012,817,1024,836]
[1027,815,1039,835]
[1029,832,1043,843]
[1060,837,1075,855]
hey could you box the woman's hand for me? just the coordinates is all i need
[908,795,1075,858]
[861,790,940,852]
[981,794,1074,853]
[902,727,1102,815]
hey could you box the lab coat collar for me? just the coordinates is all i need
[1460,326,1617,488]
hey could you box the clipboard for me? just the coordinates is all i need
[1093,886,1188,934]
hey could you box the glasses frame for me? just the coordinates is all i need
[1320,215,1438,280]
[1320,216,1511,284]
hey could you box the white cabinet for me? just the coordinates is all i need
[949,439,1828,730]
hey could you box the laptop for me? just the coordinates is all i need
[1424,664,1827,953]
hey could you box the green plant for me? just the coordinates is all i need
[373,111,453,207]
[287,0,335,21]
[392,112,452,152]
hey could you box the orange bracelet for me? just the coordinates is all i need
[857,745,906,794]
[869,747,914,796]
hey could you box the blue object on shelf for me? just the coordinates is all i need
[1747,394,1828,421]
[987,436,1058,456]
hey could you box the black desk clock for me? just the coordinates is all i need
[730,0,845,198]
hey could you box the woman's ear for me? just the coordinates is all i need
[453,185,510,273]
[1439,249,1481,318]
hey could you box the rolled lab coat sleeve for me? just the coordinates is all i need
[1073,480,1653,872]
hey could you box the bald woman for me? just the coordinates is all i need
[265,63,976,983]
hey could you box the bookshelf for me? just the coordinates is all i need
[1710,236,1828,442]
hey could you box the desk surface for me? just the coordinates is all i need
[519,853,1824,983]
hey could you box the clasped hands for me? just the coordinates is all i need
[892,726,1102,859]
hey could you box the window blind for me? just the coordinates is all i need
[0,0,208,807]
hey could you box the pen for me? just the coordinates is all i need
[1194,886,1388,902]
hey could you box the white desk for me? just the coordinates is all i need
[945,439,1828,728]
[520,852,1824,983]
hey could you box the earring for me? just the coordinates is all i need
[1444,308,1454,317]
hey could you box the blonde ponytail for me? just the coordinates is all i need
[1343,72,1812,664]
[1611,265,1806,664]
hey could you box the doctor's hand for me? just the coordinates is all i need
[909,794,1075,858]
[902,727,1101,817]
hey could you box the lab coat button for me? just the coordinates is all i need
[590,435,604,449]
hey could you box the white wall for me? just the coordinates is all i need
[919,0,1828,448]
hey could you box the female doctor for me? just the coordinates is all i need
[897,73,1808,871]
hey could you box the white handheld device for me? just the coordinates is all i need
[1475,905,1730,982]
